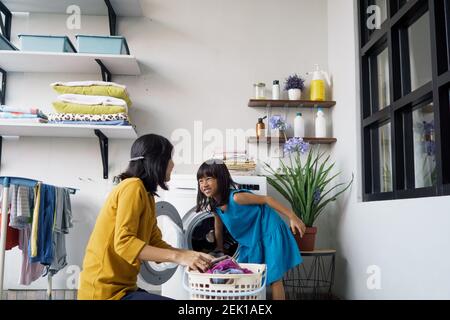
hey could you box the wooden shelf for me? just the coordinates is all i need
[3,0,142,16]
[0,51,140,75]
[248,137,337,145]
[0,122,137,139]
[248,99,336,108]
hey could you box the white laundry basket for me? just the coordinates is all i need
[182,263,267,300]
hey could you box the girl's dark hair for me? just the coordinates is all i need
[116,134,173,196]
[196,159,237,213]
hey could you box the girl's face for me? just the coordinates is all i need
[198,176,218,198]
[165,158,175,182]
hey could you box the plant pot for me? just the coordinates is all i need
[293,226,317,252]
[288,88,302,100]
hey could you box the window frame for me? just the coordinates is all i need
[358,0,450,201]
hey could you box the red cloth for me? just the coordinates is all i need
[0,213,19,250]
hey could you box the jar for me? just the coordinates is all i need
[254,82,266,99]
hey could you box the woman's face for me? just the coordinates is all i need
[165,158,175,182]
[198,176,218,198]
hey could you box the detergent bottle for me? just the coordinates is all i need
[307,64,331,101]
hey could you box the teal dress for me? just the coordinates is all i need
[216,189,303,285]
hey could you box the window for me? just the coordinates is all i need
[358,0,450,201]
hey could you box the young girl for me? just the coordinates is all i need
[196,160,306,300]
[78,134,213,300]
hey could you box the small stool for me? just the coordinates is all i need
[283,249,336,300]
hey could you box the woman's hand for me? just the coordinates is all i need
[289,215,306,238]
[175,250,214,272]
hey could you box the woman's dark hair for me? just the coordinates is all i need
[196,159,237,213]
[116,134,173,196]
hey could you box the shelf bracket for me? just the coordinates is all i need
[94,129,109,179]
[104,0,117,36]
[0,1,11,41]
[0,68,6,105]
[95,59,112,82]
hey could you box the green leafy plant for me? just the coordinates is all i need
[264,138,353,227]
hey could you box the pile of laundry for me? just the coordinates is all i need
[48,81,132,126]
[206,256,253,284]
[0,105,48,124]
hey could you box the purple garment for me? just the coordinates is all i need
[207,258,253,274]
[19,227,44,285]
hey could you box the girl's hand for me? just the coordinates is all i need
[290,216,306,238]
[175,250,214,272]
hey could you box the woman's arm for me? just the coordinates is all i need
[214,213,224,251]
[138,245,213,272]
[233,193,306,237]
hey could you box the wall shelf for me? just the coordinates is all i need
[0,51,140,75]
[248,99,336,108]
[2,0,143,17]
[0,123,138,179]
[248,137,337,145]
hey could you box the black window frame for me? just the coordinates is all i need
[358,0,450,201]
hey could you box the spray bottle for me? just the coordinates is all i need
[307,64,331,101]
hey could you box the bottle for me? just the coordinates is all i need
[256,116,267,138]
[307,64,331,101]
[272,80,280,100]
[294,112,305,138]
[254,82,266,99]
[315,108,327,138]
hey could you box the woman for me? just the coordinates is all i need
[78,134,213,300]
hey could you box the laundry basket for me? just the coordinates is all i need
[182,263,267,300]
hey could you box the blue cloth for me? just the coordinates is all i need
[30,184,55,265]
[212,268,245,284]
[216,189,303,285]
[121,289,173,300]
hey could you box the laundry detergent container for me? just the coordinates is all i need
[18,35,76,53]
[0,34,18,50]
[76,35,130,55]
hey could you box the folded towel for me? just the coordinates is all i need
[48,113,128,122]
[0,118,48,124]
[0,112,39,119]
[56,94,127,108]
[0,105,41,115]
[49,120,129,126]
[50,81,127,89]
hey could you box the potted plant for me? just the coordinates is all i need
[284,74,305,100]
[264,138,353,251]
[269,115,289,139]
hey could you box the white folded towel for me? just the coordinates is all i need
[56,94,128,108]
[50,81,127,89]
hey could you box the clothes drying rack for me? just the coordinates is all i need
[0,176,77,300]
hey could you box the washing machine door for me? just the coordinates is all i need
[139,201,185,285]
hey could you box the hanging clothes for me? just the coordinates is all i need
[19,227,44,285]
[0,213,19,250]
[48,187,73,276]
[30,183,56,265]
[10,185,33,230]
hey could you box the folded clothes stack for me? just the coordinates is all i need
[212,150,257,174]
[48,81,132,126]
[0,105,48,124]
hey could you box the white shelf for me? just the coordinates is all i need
[0,122,138,139]
[3,0,143,17]
[0,51,140,75]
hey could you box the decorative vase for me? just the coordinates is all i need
[288,88,302,100]
[293,226,317,252]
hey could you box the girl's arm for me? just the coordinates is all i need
[214,213,224,252]
[233,193,306,237]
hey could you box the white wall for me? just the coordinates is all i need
[327,0,450,299]
[2,0,329,290]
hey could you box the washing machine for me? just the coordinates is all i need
[137,174,267,300]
